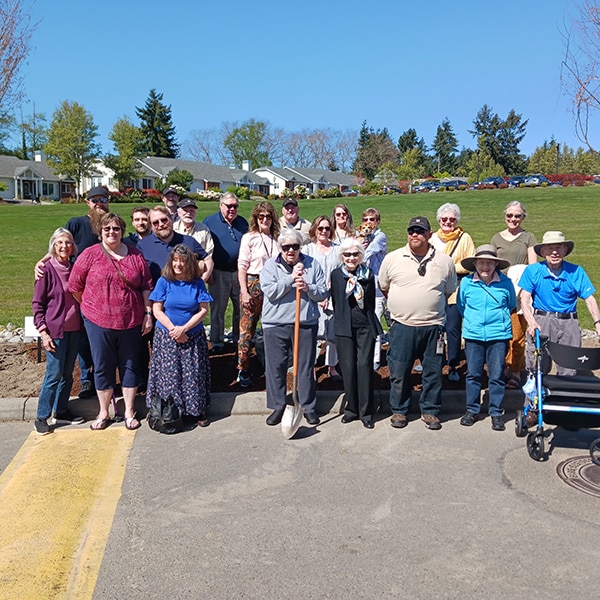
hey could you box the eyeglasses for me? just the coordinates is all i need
[362,216,377,222]
[281,244,300,252]
[408,227,426,235]
[102,226,121,233]
[506,213,523,219]
[342,251,360,257]
[317,226,331,231]
[257,214,272,220]
[222,202,239,210]
[440,217,457,222]
[89,198,108,204]
[151,217,170,226]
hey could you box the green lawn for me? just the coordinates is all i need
[2,185,599,329]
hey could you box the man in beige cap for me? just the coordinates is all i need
[519,231,600,375]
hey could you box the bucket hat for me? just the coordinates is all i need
[461,244,510,272]
[533,231,574,257]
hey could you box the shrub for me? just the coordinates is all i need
[359,181,384,196]
[226,185,252,200]
[498,183,508,189]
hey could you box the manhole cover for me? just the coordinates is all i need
[556,457,600,498]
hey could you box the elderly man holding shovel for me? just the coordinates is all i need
[260,229,328,427]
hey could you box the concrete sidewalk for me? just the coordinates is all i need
[0,388,527,422]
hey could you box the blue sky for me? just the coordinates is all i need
[16,0,580,160]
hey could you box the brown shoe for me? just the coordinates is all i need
[197,413,210,427]
[421,413,442,430]
[390,414,408,429]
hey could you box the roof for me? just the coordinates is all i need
[0,155,66,180]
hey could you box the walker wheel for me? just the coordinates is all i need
[515,410,527,437]
[590,438,600,467]
[527,431,545,461]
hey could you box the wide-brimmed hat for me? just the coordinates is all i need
[461,244,510,272]
[533,231,574,257]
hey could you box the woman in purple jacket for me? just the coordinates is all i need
[32,228,84,435]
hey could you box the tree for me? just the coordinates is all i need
[223,118,272,168]
[18,107,47,159]
[464,148,504,183]
[44,100,101,199]
[0,0,37,112]
[431,118,458,174]
[353,121,399,179]
[136,89,179,158]
[164,168,193,190]
[104,116,145,189]
[561,1,600,150]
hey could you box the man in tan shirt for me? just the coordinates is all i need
[378,216,457,430]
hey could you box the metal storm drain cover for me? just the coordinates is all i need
[556,457,600,498]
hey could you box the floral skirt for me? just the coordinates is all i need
[146,326,211,417]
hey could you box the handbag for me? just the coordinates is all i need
[147,393,183,434]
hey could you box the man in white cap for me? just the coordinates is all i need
[520,230,600,375]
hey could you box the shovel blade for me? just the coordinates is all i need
[281,403,303,439]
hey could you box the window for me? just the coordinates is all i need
[42,182,55,196]
[142,178,154,189]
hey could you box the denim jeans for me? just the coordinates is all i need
[387,322,443,415]
[464,339,508,416]
[37,331,82,419]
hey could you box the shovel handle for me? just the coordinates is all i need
[292,284,301,379]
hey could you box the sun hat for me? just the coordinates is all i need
[178,198,197,209]
[407,216,431,231]
[461,244,510,272]
[533,231,574,257]
[86,186,109,199]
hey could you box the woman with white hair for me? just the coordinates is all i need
[430,203,476,382]
[330,238,383,428]
[32,228,84,434]
[259,229,328,427]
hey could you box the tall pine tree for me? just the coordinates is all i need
[136,89,179,158]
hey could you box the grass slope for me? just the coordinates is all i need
[1,185,599,328]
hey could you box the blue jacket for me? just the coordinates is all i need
[457,272,516,341]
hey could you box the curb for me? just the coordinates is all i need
[0,389,525,422]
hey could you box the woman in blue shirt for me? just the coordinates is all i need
[457,245,516,431]
[147,245,213,426]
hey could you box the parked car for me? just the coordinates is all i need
[440,179,468,190]
[413,180,439,192]
[524,174,550,186]
[341,188,358,197]
[478,176,506,187]
[507,176,527,187]
[383,185,402,194]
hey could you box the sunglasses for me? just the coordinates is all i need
[102,226,121,232]
[281,244,300,252]
[257,214,272,220]
[440,217,457,222]
[506,213,523,219]
[408,227,426,235]
[335,212,347,217]
[151,217,170,226]
[90,198,108,204]
[317,226,331,231]
[362,216,377,222]
[222,202,239,209]
[342,251,360,257]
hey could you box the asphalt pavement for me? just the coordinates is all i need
[1,407,599,600]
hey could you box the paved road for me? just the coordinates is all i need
[2,414,599,600]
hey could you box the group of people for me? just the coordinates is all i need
[32,187,600,435]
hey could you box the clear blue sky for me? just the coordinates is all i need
[17,0,580,160]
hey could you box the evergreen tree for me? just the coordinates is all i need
[136,89,179,158]
[431,118,458,174]
[353,120,399,179]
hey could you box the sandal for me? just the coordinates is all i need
[505,377,521,390]
[124,416,141,430]
[90,417,110,431]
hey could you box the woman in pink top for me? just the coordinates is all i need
[69,212,153,431]
[236,201,280,388]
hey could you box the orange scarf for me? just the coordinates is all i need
[436,227,463,255]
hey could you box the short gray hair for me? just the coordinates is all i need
[221,191,238,203]
[48,227,77,257]
[504,200,527,218]
[436,203,461,222]
[278,228,303,247]
[337,237,365,263]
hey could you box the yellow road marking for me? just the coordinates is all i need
[0,428,135,600]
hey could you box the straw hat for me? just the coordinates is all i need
[533,231,574,257]
[461,244,510,272]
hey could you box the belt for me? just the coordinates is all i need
[534,309,578,320]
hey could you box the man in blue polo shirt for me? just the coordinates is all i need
[203,192,249,353]
[138,206,212,283]
[520,230,600,375]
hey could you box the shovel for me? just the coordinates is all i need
[281,285,303,439]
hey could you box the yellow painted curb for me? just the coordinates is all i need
[0,427,135,600]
